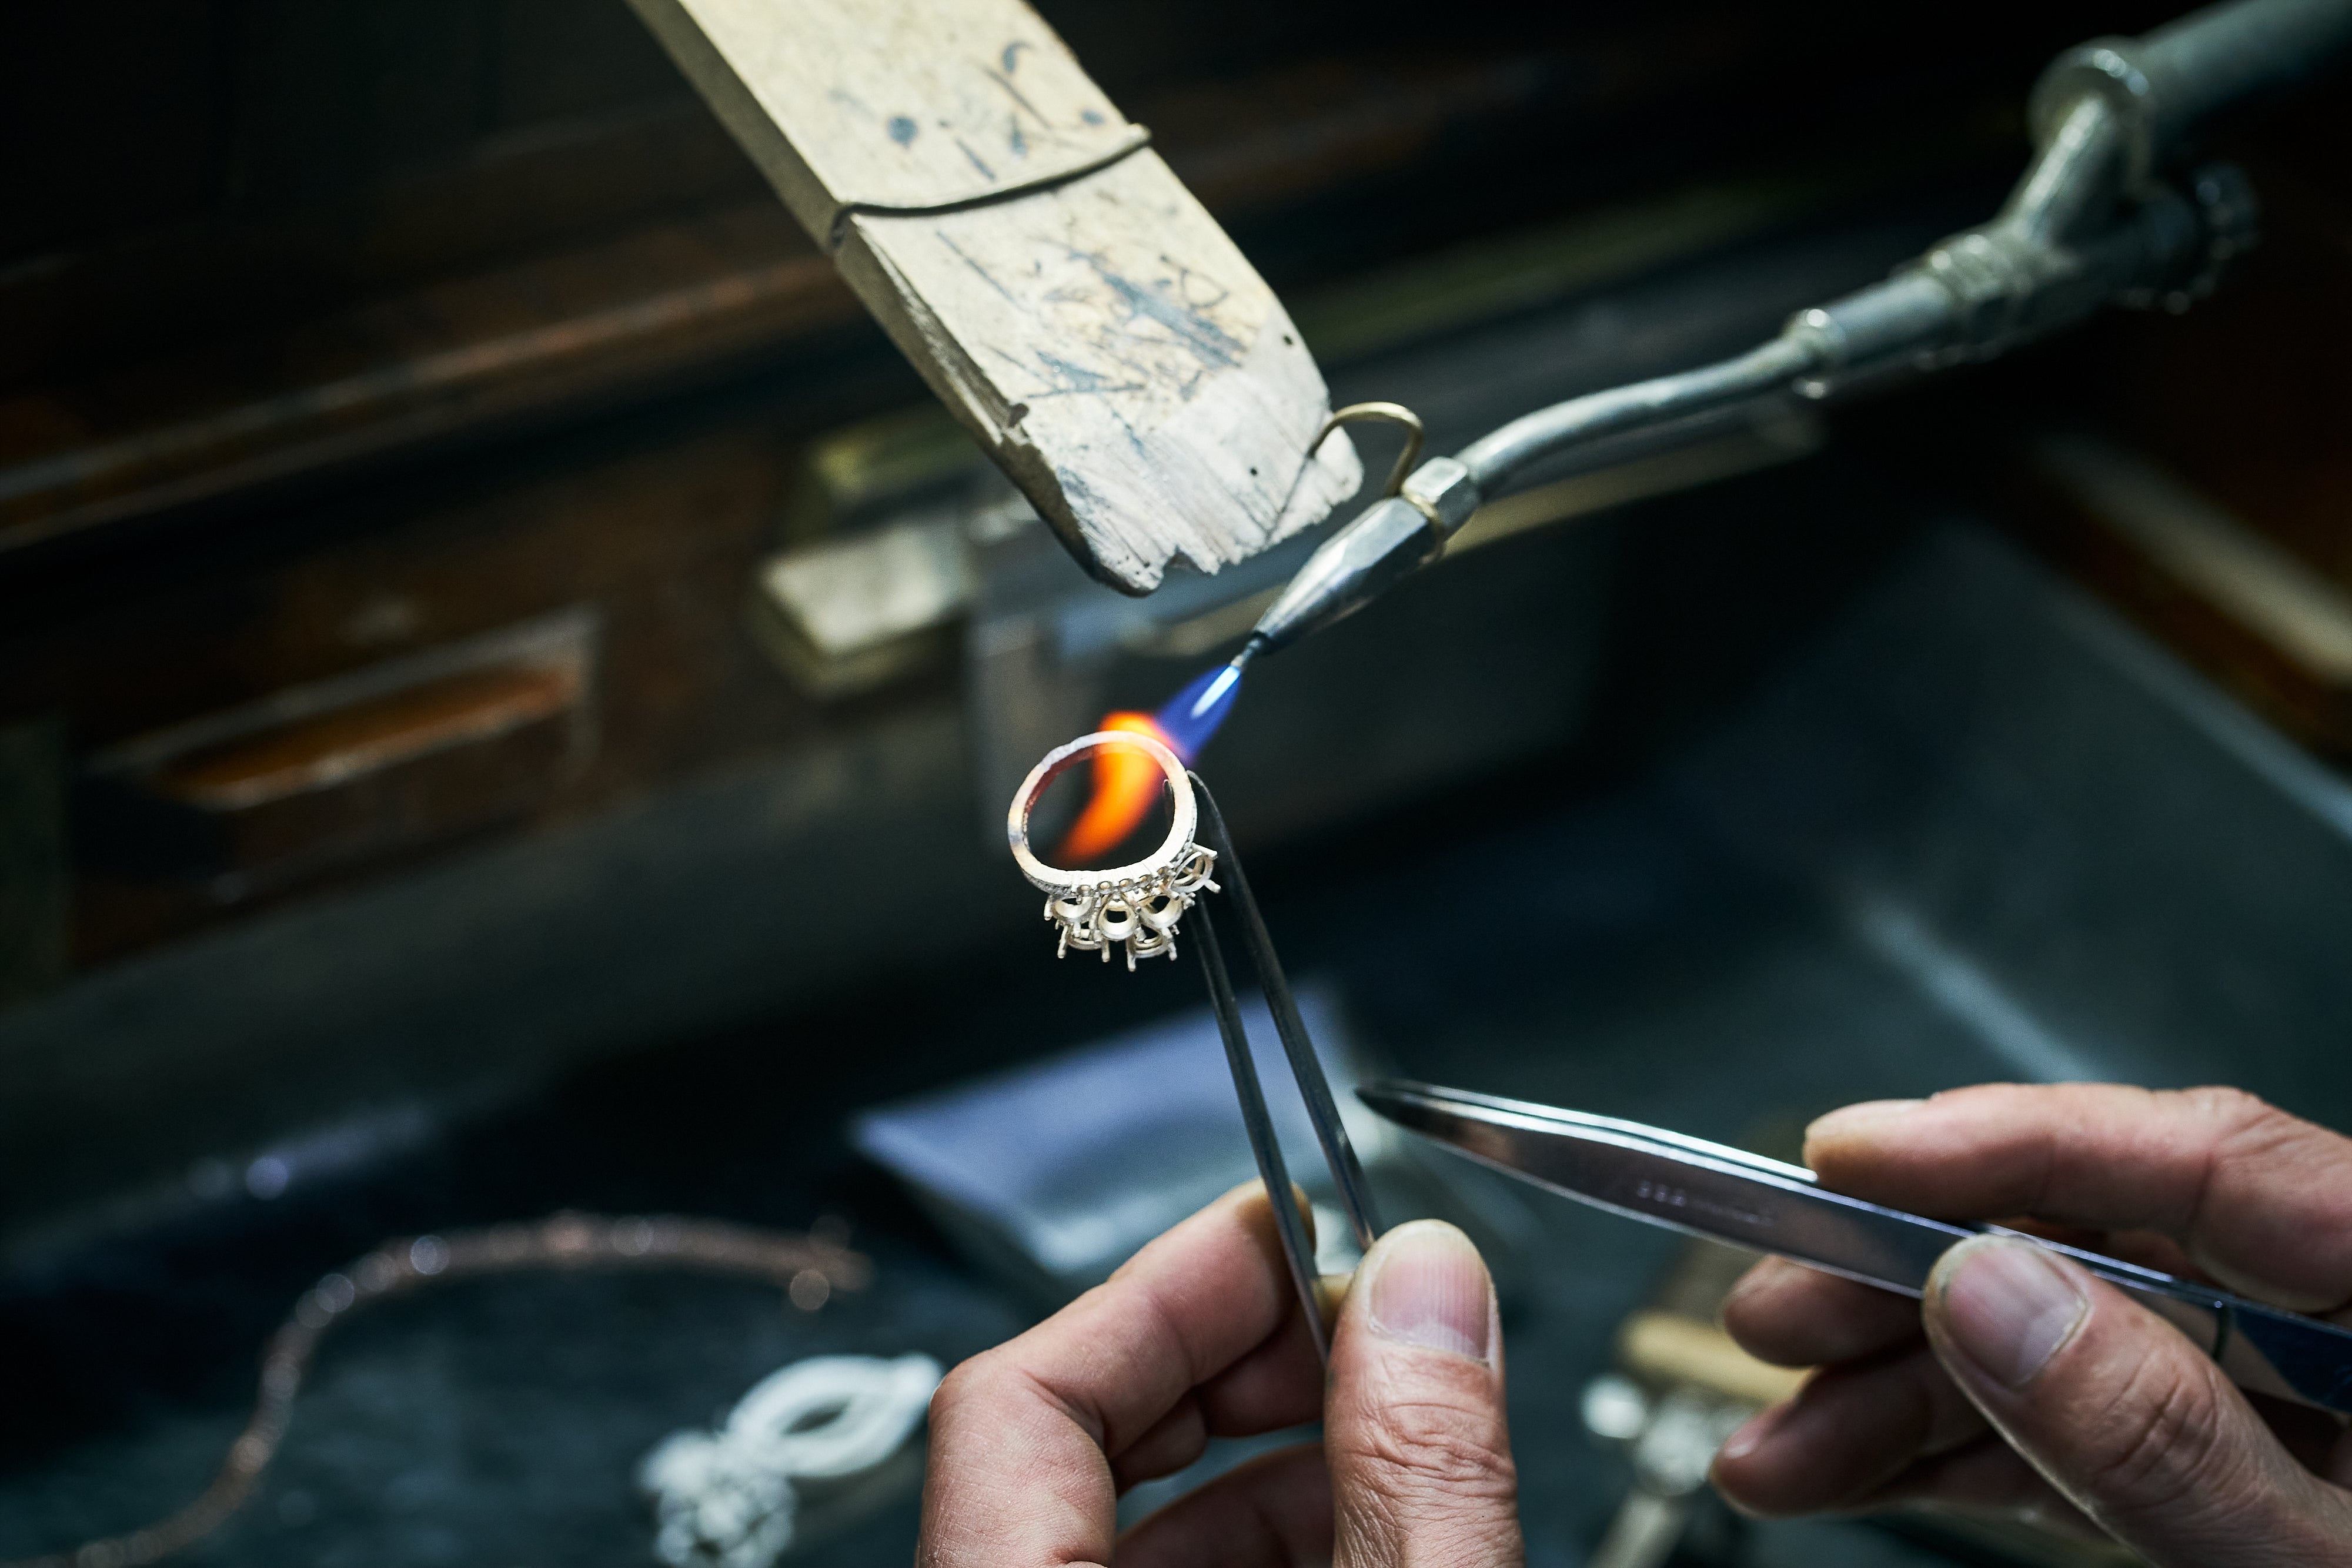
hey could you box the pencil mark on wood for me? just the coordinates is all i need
[1033,352,1146,398]
[983,64,1050,128]
[1071,252,1241,375]
[938,235,1018,306]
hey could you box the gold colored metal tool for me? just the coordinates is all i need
[1312,402,1426,500]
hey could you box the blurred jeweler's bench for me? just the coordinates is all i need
[1,0,2349,1248]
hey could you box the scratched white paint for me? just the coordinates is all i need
[629,0,1360,593]
[845,151,1360,589]
[627,0,1141,229]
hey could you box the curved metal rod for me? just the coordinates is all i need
[1456,336,1819,495]
[1314,401,1426,499]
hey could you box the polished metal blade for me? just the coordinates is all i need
[1357,1080,1965,1296]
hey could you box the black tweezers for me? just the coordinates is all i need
[1185,772,1383,1362]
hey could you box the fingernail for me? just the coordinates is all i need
[1804,1099,1927,1142]
[1933,1236,2089,1390]
[1716,1256,1788,1322]
[1716,1399,1791,1462]
[1365,1221,1492,1363]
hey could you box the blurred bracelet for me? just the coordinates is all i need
[5,1211,869,1568]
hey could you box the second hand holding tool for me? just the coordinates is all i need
[1362,1081,2352,1415]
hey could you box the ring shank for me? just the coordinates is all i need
[1007,730,1198,892]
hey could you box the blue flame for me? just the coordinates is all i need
[1154,660,1245,760]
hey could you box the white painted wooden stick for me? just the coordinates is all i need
[627,0,1361,593]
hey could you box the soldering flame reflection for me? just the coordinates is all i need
[1056,712,1174,864]
[1053,661,1245,864]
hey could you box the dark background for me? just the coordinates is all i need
[1,4,2348,1565]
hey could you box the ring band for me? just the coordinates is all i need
[1007,730,1218,969]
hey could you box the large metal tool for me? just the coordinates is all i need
[1242,0,2352,661]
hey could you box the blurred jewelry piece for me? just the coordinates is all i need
[2,1212,870,1568]
[638,1353,942,1568]
[1008,729,1217,970]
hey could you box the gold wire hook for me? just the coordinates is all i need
[1311,401,1425,500]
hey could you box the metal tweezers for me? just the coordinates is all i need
[1187,773,1383,1361]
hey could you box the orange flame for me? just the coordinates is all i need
[1055,711,1178,864]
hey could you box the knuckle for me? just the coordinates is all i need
[2180,1087,2328,1183]
[926,1353,996,1423]
[1345,1393,1518,1505]
[2185,1086,2288,1146]
[927,1348,1111,1452]
[2181,1084,2270,1121]
[930,1348,1042,1425]
[2072,1356,2232,1516]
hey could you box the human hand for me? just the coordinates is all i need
[916,1183,1521,1566]
[1709,1084,2352,1566]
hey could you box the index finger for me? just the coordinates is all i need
[1805,1084,2352,1311]
[917,1183,1319,1568]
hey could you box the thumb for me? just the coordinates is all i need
[1325,1220,1522,1567]
[1925,1235,2352,1564]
